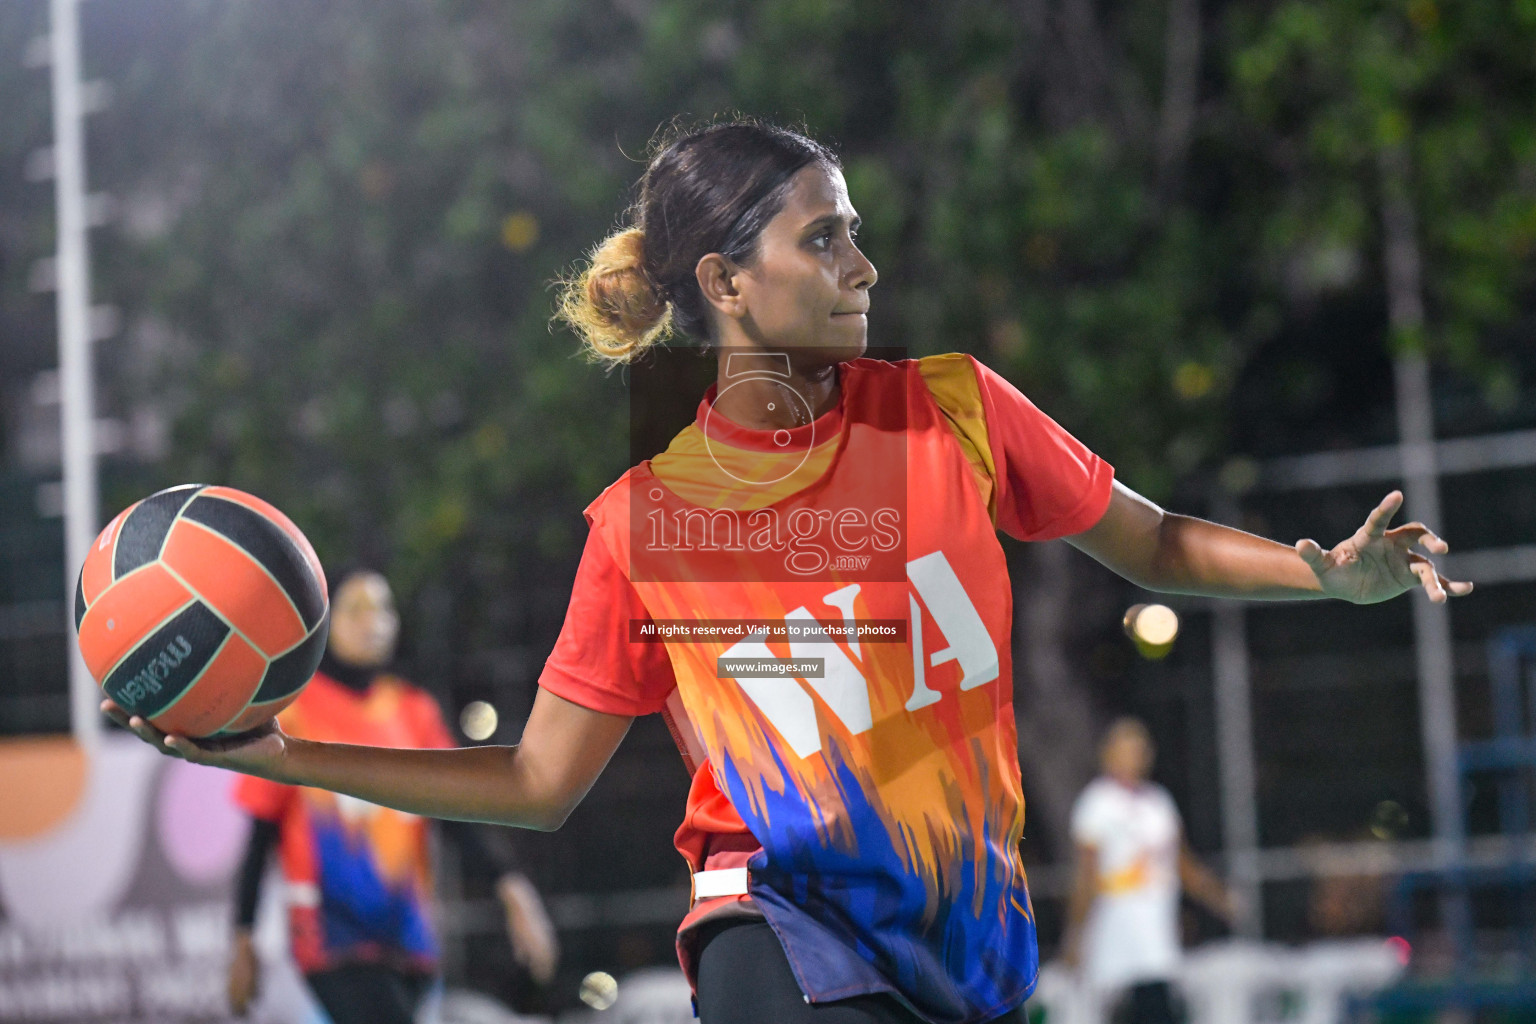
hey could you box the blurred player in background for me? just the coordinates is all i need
[1063,718,1233,1024]
[227,568,559,1023]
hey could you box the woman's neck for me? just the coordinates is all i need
[319,649,381,693]
[711,348,840,430]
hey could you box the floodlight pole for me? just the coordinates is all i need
[49,0,101,749]
[1211,493,1263,938]
[1379,142,1463,866]
[1393,354,1462,860]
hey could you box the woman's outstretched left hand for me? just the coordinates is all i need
[1296,490,1473,605]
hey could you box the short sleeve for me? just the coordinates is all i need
[1070,784,1107,847]
[970,357,1115,542]
[537,525,678,717]
[232,773,293,823]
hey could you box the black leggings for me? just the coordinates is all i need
[305,963,430,1024]
[695,918,1024,1024]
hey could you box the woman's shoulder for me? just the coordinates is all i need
[843,350,987,403]
[842,350,977,375]
[581,462,651,527]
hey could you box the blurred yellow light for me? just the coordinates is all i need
[1123,604,1179,659]
[1173,361,1215,400]
[459,701,499,742]
[1370,800,1408,840]
[579,971,618,1010]
[501,211,540,252]
[1135,604,1179,645]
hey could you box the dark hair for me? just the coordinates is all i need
[556,118,840,362]
[327,563,389,595]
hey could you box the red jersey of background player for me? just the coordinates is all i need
[234,670,454,974]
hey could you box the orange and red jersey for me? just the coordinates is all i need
[233,672,453,975]
[539,353,1113,1024]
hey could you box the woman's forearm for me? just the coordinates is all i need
[273,740,567,830]
[1070,483,1328,602]
[1145,513,1326,600]
[111,687,631,834]
[1065,873,1095,935]
[1072,482,1461,605]
[1062,844,1099,963]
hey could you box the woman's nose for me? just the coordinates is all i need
[850,250,877,290]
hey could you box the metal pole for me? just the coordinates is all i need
[1394,353,1463,860]
[49,0,101,748]
[1379,142,1463,864]
[1212,601,1262,937]
[1211,496,1263,937]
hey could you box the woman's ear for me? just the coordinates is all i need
[695,253,746,320]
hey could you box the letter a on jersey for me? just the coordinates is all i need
[907,551,998,690]
[722,551,998,759]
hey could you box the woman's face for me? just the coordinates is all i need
[725,163,877,366]
[1102,727,1154,784]
[326,572,400,668]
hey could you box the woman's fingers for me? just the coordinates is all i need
[104,700,276,764]
[127,715,166,744]
[102,700,161,742]
[99,699,132,729]
[126,713,172,747]
[1362,491,1404,537]
[1409,557,1447,603]
[1387,521,1450,555]
[115,708,193,760]
[162,735,206,760]
[1407,555,1474,602]
[188,720,276,754]
[100,699,230,763]
[1296,538,1328,570]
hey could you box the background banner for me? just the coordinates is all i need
[0,736,323,1023]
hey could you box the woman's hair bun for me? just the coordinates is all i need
[554,118,836,360]
[554,227,672,365]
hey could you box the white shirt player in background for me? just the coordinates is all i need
[1063,718,1234,1024]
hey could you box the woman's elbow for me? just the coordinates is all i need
[480,799,566,832]
[502,769,585,832]
[1101,552,1167,594]
[521,814,562,833]
[1134,517,1195,593]
[496,722,618,832]
[523,799,576,832]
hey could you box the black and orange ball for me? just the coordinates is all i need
[75,484,329,738]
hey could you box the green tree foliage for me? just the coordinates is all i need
[1228,0,1536,393]
[6,0,1532,726]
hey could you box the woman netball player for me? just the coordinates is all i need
[105,119,1471,1024]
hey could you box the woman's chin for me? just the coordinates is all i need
[823,324,868,362]
[770,330,866,371]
